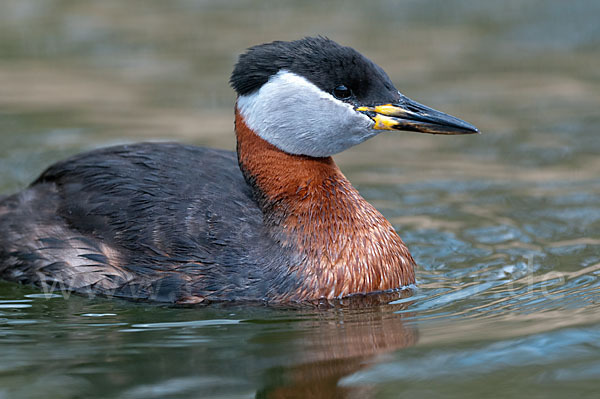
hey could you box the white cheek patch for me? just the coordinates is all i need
[237,70,376,157]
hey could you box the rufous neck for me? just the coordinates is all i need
[235,105,415,299]
[235,106,344,215]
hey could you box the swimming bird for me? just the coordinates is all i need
[0,37,477,304]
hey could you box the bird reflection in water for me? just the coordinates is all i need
[257,291,417,399]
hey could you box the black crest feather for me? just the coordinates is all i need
[229,36,398,105]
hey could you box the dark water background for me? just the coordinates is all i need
[1,1,599,398]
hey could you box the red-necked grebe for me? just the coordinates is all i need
[0,37,478,304]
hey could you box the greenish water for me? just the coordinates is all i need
[1,1,599,398]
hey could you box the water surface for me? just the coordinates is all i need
[1,1,599,398]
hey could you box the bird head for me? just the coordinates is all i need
[231,37,478,158]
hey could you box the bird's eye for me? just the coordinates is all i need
[333,85,352,100]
